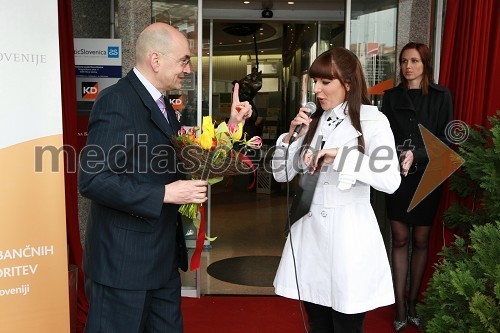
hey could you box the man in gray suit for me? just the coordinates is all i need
[79,23,251,332]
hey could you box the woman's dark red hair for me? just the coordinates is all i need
[399,42,434,94]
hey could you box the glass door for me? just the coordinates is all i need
[200,6,347,296]
[152,0,202,298]
[347,0,399,250]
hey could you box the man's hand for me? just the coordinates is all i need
[163,180,208,204]
[228,83,252,125]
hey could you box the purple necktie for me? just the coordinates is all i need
[156,96,169,123]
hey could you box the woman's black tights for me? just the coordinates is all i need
[391,220,432,320]
[304,301,366,333]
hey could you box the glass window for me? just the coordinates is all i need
[152,0,199,126]
[319,22,346,54]
[152,0,200,298]
[349,1,398,107]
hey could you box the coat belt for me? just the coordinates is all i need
[312,185,370,207]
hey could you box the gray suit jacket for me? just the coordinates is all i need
[79,70,187,290]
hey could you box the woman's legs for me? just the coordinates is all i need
[390,220,410,322]
[331,309,365,333]
[304,301,334,333]
[303,302,365,333]
[408,225,432,317]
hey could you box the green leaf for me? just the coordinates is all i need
[208,177,223,185]
[206,235,218,241]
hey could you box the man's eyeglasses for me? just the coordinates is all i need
[155,51,191,67]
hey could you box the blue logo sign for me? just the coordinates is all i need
[108,46,119,58]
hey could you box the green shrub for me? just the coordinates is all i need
[419,113,500,332]
[444,114,500,232]
[419,223,500,332]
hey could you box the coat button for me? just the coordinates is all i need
[308,212,312,217]
[321,210,327,217]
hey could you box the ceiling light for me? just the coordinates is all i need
[243,1,250,4]
[288,1,294,4]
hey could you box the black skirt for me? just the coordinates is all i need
[386,170,443,226]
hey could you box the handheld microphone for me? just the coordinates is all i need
[289,102,317,144]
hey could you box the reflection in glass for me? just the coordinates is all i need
[349,1,398,108]
[152,0,199,126]
[152,1,200,296]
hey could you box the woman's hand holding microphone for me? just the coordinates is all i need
[284,103,338,174]
[284,103,316,144]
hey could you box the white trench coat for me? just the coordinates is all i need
[272,105,401,314]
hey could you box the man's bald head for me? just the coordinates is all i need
[135,23,184,66]
[134,22,191,92]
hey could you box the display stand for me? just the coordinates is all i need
[181,247,201,298]
[256,165,277,194]
[256,145,278,194]
[181,268,201,298]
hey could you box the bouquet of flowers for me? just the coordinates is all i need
[171,116,262,233]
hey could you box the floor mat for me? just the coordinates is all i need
[207,256,281,287]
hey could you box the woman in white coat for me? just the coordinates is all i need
[272,47,401,332]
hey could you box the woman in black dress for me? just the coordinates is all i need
[382,42,453,331]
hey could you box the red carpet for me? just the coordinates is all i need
[182,296,420,333]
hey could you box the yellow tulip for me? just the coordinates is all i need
[202,116,215,137]
[199,131,213,150]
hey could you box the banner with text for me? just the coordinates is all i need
[0,0,70,331]
[74,38,122,101]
